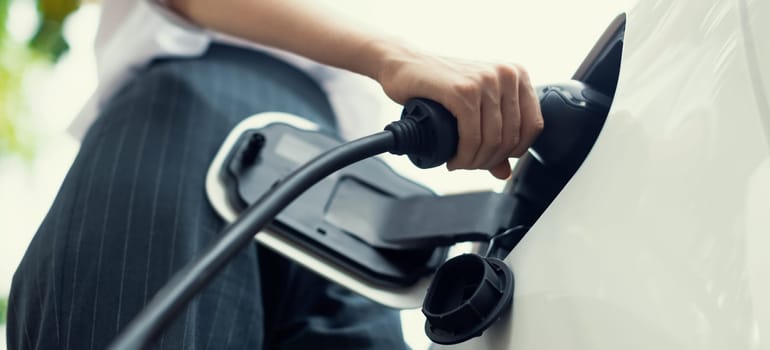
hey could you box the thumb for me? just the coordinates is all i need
[488,160,512,180]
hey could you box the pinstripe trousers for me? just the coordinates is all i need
[8,44,407,350]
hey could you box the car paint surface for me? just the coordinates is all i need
[445,0,770,348]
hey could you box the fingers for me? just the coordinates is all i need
[433,60,541,175]
[448,68,505,171]
[446,83,481,170]
[485,64,521,170]
[488,160,513,180]
[508,68,544,157]
[470,74,503,169]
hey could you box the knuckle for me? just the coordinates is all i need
[496,63,516,79]
[484,89,501,106]
[500,137,517,154]
[514,64,532,84]
[524,109,545,132]
[454,81,480,100]
[467,133,483,147]
[507,90,520,106]
[480,69,498,85]
[487,134,503,148]
[533,116,545,133]
[509,133,522,149]
[478,138,503,161]
[454,102,478,120]
[489,151,506,165]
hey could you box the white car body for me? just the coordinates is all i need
[447,0,770,349]
[205,0,769,347]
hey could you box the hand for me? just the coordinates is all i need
[373,43,544,179]
[168,0,542,180]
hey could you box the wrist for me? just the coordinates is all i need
[355,37,412,82]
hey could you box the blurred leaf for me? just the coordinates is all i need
[0,295,7,324]
[1,0,57,160]
[38,0,79,21]
[0,0,9,46]
[28,18,68,61]
[29,0,80,62]
[1,34,39,160]
[0,0,7,24]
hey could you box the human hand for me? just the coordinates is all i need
[372,43,544,180]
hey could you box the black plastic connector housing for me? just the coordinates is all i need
[386,98,459,169]
[423,254,514,345]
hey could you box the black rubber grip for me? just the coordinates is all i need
[387,98,459,169]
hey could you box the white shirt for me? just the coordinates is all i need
[69,0,390,141]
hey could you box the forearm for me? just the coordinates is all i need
[168,0,398,80]
[168,0,544,179]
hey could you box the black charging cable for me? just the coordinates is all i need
[108,98,458,350]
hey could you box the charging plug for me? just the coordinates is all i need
[386,98,459,169]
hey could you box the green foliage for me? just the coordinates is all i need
[28,19,69,61]
[29,0,81,62]
[0,0,8,37]
[1,37,37,160]
[0,0,81,160]
[1,295,7,324]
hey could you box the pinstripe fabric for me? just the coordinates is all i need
[8,44,407,350]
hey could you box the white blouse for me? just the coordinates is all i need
[69,0,391,141]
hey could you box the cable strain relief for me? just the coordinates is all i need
[385,98,459,169]
[385,117,423,156]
